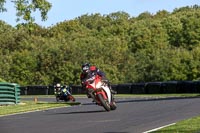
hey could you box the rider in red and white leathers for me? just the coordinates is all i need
[80,63,106,83]
[80,63,116,99]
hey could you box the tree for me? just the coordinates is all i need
[0,0,52,25]
[1,5,200,85]
[155,10,170,18]
[137,11,152,20]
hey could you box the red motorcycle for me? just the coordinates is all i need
[83,75,117,111]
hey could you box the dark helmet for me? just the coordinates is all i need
[82,62,90,73]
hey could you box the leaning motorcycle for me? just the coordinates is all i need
[83,75,117,111]
[54,86,76,102]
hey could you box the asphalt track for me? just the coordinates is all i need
[1,97,200,133]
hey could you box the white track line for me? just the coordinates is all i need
[143,123,176,133]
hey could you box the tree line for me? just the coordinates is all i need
[0,5,200,86]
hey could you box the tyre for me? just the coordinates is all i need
[69,95,76,102]
[63,96,70,102]
[110,101,117,110]
[56,96,60,102]
[97,94,111,111]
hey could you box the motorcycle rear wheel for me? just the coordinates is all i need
[97,94,111,111]
[69,95,76,102]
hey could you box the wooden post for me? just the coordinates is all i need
[34,97,38,103]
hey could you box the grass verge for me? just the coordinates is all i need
[152,116,200,133]
[0,101,80,117]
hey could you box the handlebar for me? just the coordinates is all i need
[82,75,102,85]
[85,76,95,82]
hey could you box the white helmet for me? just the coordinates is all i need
[56,83,61,88]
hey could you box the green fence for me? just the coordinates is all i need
[0,82,20,105]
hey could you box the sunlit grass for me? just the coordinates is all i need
[0,101,80,116]
[152,116,200,133]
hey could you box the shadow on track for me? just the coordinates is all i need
[49,110,106,115]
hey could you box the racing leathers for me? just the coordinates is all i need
[80,66,116,100]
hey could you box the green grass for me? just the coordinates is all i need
[0,101,80,117]
[152,116,200,133]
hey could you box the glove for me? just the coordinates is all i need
[102,79,109,83]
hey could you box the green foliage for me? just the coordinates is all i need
[0,5,200,85]
[0,0,51,30]
[0,0,6,12]
[0,77,6,82]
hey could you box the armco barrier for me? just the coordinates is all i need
[0,82,20,105]
[194,81,200,93]
[145,82,162,94]
[131,83,145,94]
[161,81,177,93]
[19,80,200,95]
[26,85,49,95]
[70,85,85,94]
[176,81,197,93]
[117,83,132,94]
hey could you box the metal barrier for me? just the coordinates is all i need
[0,82,20,105]
[19,81,200,95]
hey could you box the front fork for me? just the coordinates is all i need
[87,88,97,103]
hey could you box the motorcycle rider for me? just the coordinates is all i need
[54,83,62,95]
[61,85,68,96]
[80,63,116,101]
[54,83,75,102]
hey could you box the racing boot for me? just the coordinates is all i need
[86,91,92,98]
[88,89,97,103]
[110,88,117,94]
[108,84,117,94]
[103,79,117,94]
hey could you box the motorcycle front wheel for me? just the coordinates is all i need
[110,101,117,110]
[97,94,111,111]
[56,96,60,102]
